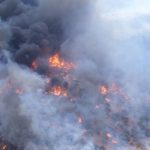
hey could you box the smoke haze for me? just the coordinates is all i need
[0,0,149,150]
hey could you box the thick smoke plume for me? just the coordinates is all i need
[0,0,149,150]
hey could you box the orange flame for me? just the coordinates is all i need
[16,88,23,94]
[48,53,74,71]
[1,144,7,150]
[31,61,38,70]
[98,83,130,100]
[112,139,118,144]
[99,85,108,95]
[50,86,67,97]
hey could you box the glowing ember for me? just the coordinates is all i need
[48,53,74,71]
[112,139,118,144]
[99,85,108,95]
[1,144,7,150]
[50,86,67,97]
[106,133,112,138]
[15,88,23,94]
[31,61,38,70]
[77,117,83,124]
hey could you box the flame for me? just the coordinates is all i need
[136,144,141,150]
[98,83,130,101]
[99,85,108,95]
[31,61,38,70]
[112,139,118,144]
[77,116,83,124]
[1,144,7,150]
[48,53,74,71]
[50,86,67,97]
[106,133,112,138]
[16,88,23,94]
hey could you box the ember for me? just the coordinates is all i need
[112,139,118,144]
[31,61,38,70]
[15,88,23,94]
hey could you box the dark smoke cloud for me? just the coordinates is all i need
[0,0,71,65]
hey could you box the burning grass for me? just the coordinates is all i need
[48,53,75,71]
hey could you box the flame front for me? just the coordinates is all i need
[77,116,84,124]
[99,85,108,95]
[31,61,38,70]
[48,53,74,71]
[1,144,7,150]
[50,86,68,97]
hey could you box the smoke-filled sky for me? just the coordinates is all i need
[0,0,150,150]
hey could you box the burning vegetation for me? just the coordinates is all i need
[1,144,6,150]
[48,53,75,71]
[0,0,149,150]
[99,85,108,96]
[49,85,68,97]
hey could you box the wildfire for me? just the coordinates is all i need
[48,53,74,71]
[99,85,108,95]
[49,86,68,97]
[77,116,84,124]
[106,133,112,138]
[98,83,130,101]
[31,61,38,70]
[15,88,23,94]
[1,144,6,150]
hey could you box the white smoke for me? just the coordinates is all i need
[0,56,95,149]
[61,0,150,149]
